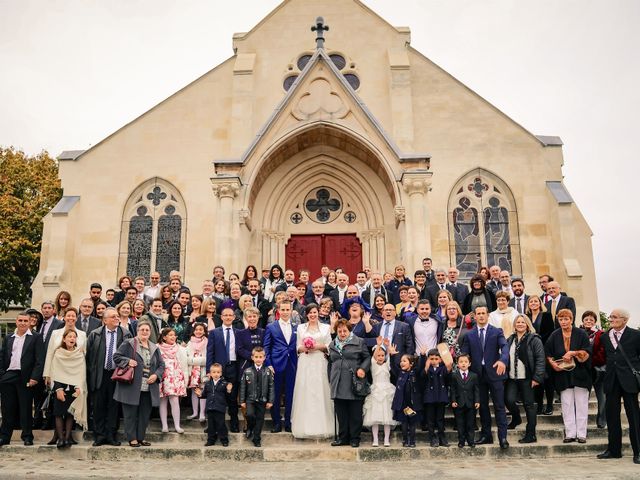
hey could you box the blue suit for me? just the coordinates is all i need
[460,323,510,441]
[206,326,242,430]
[263,321,297,430]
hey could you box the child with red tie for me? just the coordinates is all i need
[449,354,480,448]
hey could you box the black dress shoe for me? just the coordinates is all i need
[221,440,229,447]
[271,426,282,433]
[439,436,449,447]
[92,440,105,447]
[577,438,587,444]
[331,440,347,447]
[597,423,606,429]
[284,426,292,433]
[457,441,465,448]
[253,440,261,448]
[597,450,622,459]
[499,439,509,450]
[563,437,576,443]
[518,435,537,444]
[475,435,493,445]
[507,419,521,430]
[204,441,216,446]
[633,455,640,464]
[543,407,553,415]
[56,439,66,449]
[430,437,439,447]
[350,440,360,448]
[23,440,34,446]
[230,427,240,433]
[107,440,121,447]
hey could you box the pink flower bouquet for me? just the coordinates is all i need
[303,337,316,350]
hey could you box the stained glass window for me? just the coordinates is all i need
[156,205,182,280]
[448,170,520,280]
[126,206,153,280]
[121,179,186,282]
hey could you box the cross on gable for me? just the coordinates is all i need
[311,16,329,50]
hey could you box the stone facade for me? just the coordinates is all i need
[32,0,597,313]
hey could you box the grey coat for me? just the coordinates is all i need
[112,338,165,407]
[86,325,131,392]
[328,335,371,400]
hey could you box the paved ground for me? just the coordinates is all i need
[0,453,637,479]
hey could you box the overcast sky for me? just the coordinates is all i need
[1,0,637,324]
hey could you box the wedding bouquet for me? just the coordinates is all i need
[303,337,316,350]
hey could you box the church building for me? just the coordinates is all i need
[32,0,598,312]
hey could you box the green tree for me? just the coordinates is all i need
[0,147,62,310]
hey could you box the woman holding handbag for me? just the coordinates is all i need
[113,322,165,447]
[440,301,470,367]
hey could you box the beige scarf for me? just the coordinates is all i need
[50,347,88,429]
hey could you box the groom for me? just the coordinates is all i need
[263,300,298,432]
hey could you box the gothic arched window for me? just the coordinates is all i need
[119,178,187,282]
[447,170,521,280]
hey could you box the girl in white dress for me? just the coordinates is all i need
[291,304,334,438]
[363,341,397,446]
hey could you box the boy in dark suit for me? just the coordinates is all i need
[197,363,233,447]
[423,349,451,447]
[450,354,480,448]
[239,347,275,447]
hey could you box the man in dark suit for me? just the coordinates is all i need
[86,307,131,446]
[460,305,510,449]
[597,309,640,464]
[275,269,296,293]
[508,278,529,315]
[329,273,350,312]
[422,269,449,308]
[446,267,469,305]
[361,273,390,306]
[206,307,242,432]
[77,298,102,334]
[369,303,414,370]
[246,279,271,328]
[32,301,63,429]
[263,300,298,433]
[305,280,329,306]
[544,281,576,326]
[486,265,502,294]
[422,257,437,287]
[0,312,45,446]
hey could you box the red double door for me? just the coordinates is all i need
[285,234,362,282]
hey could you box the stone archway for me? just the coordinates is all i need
[247,136,399,274]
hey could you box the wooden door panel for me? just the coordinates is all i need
[285,235,323,279]
[324,234,362,282]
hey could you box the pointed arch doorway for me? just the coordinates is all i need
[285,234,362,281]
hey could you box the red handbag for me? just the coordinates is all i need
[111,339,137,384]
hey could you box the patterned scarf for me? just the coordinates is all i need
[334,332,354,353]
[158,341,179,359]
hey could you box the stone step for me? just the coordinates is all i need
[75,425,623,445]
[0,439,611,462]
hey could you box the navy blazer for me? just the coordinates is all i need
[263,321,297,373]
[368,320,414,360]
[391,355,426,412]
[423,363,449,404]
[236,327,265,372]
[206,326,242,373]
[201,378,229,413]
[460,323,509,382]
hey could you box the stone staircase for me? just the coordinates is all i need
[5,401,628,462]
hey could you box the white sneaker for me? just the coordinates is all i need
[161,428,169,433]
[175,427,184,434]
[372,441,379,447]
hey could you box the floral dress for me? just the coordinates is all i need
[158,343,187,397]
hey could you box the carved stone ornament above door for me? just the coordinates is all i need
[293,78,349,121]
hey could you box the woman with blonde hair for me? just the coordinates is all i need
[196,297,219,331]
[116,301,137,337]
[504,314,545,443]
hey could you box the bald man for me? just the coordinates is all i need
[597,309,640,464]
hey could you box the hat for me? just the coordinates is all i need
[339,296,371,319]
[25,308,44,324]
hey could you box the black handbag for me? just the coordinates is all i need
[616,340,640,389]
[350,368,370,397]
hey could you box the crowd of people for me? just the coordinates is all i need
[0,260,638,464]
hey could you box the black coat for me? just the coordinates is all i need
[530,311,555,344]
[462,289,496,315]
[506,333,546,384]
[447,283,469,306]
[201,378,229,413]
[449,370,480,408]
[544,327,592,391]
[545,295,577,324]
[85,326,132,392]
[0,331,45,384]
[239,365,275,404]
[601,327,640,394]
[391,355,426,412]
[75,315,102,335]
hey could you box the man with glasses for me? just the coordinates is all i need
[144,272,162,301]
[597,309,640,465]
[77,298,101,334]
[369,303,413,370]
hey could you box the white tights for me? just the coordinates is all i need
[191,389,206,419]
[159,395,182,432]
[371,424,391,445]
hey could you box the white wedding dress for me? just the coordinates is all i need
[291,322,334,438]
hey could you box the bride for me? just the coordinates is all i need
[291,303,334,438]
